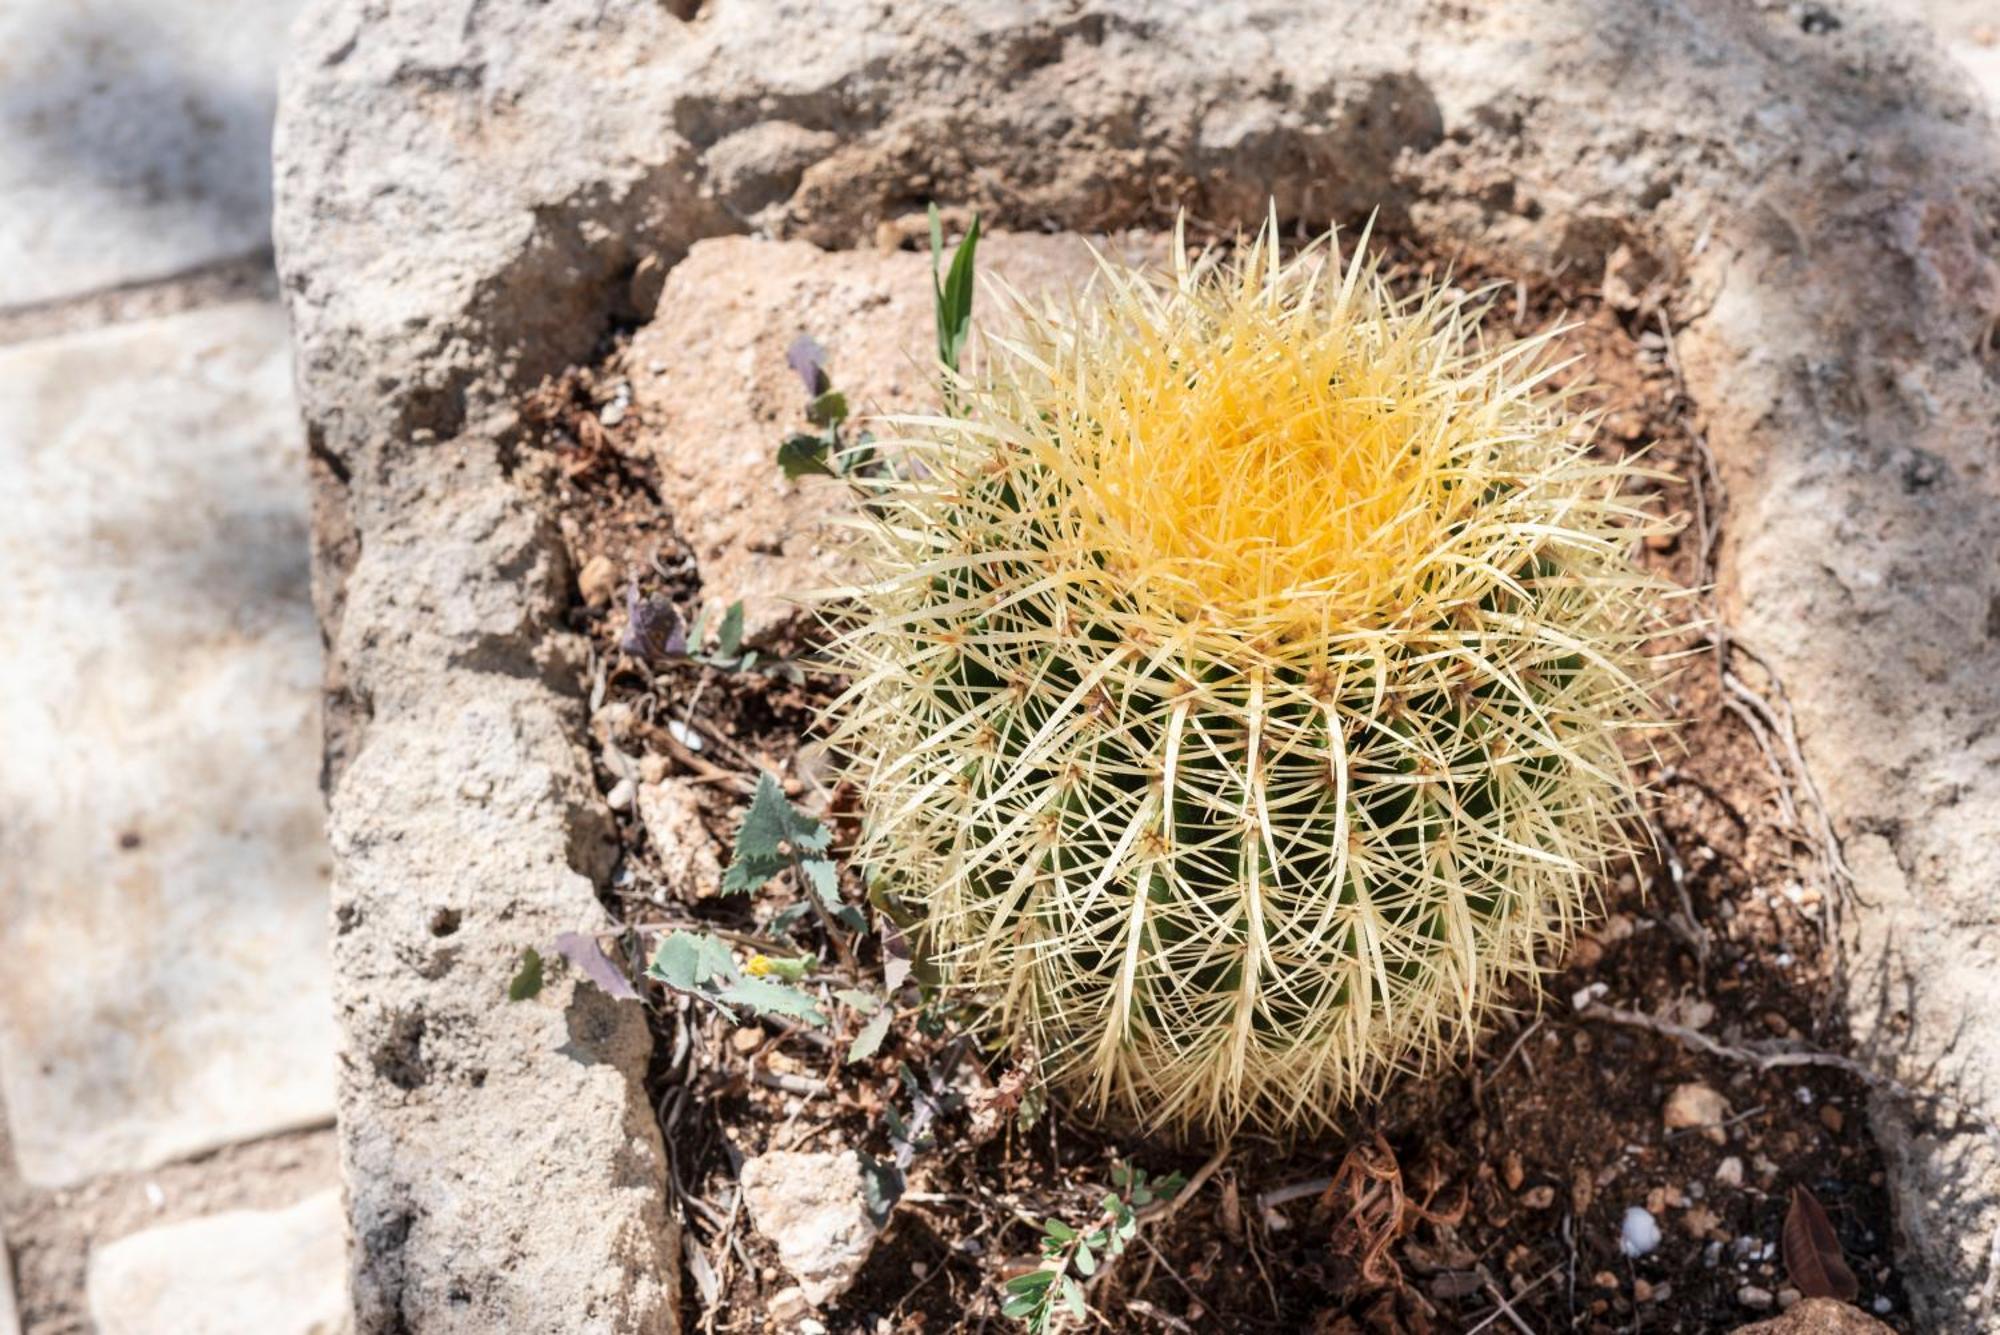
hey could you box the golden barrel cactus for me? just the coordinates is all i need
[827,224,1672,1137]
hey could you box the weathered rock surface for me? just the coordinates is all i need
[0,0,301,309]
[627,233,1153,638]
[1732,1297,1895,1335]
[1,1220,17,1335]
[636,779,722,900]
[276,0,2000,1327]
[739,1150,881,1307]
[85,1190,348,1335]
[0,303,335,1188]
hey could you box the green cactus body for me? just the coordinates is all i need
[828,225,1673,1137]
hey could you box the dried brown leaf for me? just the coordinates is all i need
[1782,1184,1859,1301]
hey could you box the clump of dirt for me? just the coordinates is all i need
[512,229,1905,1334]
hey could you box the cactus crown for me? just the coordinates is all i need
[827,223,1672,1137]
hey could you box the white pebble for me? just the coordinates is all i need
[1620,1205,1662,1258]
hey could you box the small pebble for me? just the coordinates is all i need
[1777,1287,1802,1309]
[1620,1206,1662,1258]
[1664,1082,1730,1141]
[1873,1296,1893,1315]
[606,777,635,811]
[1821,1104,1845,1133]
[1738,1284,1774,1310]
[1715,1156,1745,1188]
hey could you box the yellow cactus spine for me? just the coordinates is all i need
[827,220,1674,1138]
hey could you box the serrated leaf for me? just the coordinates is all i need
[801,856,840,908]
[721,772,829,893]
[554,931,639,1002]
[646,930,738,990]
[777,432,837,479]
[508,947,544,1001]
[806,389,849,427]
[715,975,827,1027]
[786,333,830,397]
[847,1006,893,1064]
[715,601,745,659]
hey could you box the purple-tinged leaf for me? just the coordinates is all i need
[620,582,686,660]
[554,931,640,1002]
[787,334,830,398]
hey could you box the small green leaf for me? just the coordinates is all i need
[935,213,982,373]
[1073,1242,1096,1276]
[646,930,738,990]
[722,772,829,894]
[847,1007,893,1064]
[715,601,745,659]
[859,1153,904,1224]
[805,389,849,427]
[715,975,828,1027]
[1041,1219,1076,1244]
[801,856,840,908]
[508,947,544,1001]
[1060,1274,1086,1319]
[1000,1292,1042,1319]
[928,203,982,374]
[777,432,836,479]
[1005,1269,1055,1294]
[834,988,883,1015]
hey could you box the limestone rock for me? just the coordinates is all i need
[85,1190,349,1335]
[637,778,722,900]
[739,1150,881,1306]
[0,303,335,1187]
[1,1219,17,1335]
[627,233,1155,640]
[1732,1297,1894,1335]
[1663,1083,1731,1139]
[0,0,299,307]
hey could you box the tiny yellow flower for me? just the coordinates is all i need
[743,954,773,977]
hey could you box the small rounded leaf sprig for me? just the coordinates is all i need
[826,220,1677,1138]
